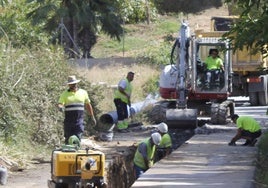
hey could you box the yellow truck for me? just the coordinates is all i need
[199,16,268,106]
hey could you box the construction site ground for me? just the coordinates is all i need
[3,115,266,188]
[131,127,257,188]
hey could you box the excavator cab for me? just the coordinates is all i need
[193,39,231,94]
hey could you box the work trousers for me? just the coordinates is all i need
[114,98,128,121]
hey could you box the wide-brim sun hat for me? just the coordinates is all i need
[67,75,80,85]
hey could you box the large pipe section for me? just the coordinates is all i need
[99,94,158,125]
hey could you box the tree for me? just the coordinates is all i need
[224,0,268,56]
[27,0,123,58]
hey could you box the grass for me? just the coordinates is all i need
[91,15,180,58]
[79,15,181,113]
[77,63,160,113]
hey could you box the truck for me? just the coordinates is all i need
[149,16,268,128]
[206,16,268,106]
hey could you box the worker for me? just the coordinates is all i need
[204,49,224,88]
[58,75,97,144]
[155,122,172,162]
[114,71,135,132]
[133,132,162,179]
[228,114,262,146]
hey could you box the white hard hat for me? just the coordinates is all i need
[151,132,162,146]
[157,122,168,133]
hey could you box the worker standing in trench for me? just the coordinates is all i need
[113,71,134,133]
[133,132,162,179]
[155,122,172,162]
[58,75,97,144]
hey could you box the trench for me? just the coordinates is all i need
[104,128,195,188]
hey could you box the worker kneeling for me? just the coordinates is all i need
[133,132,162,179]
[155,122,172,162]
[228,114,262,146]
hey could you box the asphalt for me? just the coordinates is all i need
[131,125,258,188]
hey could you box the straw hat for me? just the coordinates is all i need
[67,75,80,84]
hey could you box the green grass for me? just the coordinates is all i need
[91,15,180,59]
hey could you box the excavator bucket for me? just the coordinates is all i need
[166,108,198,129]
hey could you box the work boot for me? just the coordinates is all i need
[117,121,125,130]
[242,140,251,146]
[117,120,129,133]
[228,142,236,146]
[123,120,129,129]
[250,139,257,147]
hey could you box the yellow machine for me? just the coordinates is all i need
[47,145,107,188]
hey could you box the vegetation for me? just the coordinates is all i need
[255,132,268,185]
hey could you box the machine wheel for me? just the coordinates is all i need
[148,101,168,124]
[249,92,259,106]
[218,100,234,124]
[210,103,220,124]
[210,100,234,125]
[258,91,268,106]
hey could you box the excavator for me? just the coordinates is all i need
[149,21,235,128]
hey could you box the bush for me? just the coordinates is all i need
[0,44,102,147]
[255,131,268,185]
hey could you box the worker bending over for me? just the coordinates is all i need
[229,114,262,146]
[155,122,172,162]
[133,132,162,179]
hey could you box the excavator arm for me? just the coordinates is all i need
[166,21,198,129]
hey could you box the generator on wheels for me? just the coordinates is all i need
[47,145,107,188]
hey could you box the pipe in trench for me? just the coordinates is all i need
[99,94,158,125]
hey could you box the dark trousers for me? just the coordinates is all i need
[114,98,128,121]
[64,123,83,144]
[241,129,262,140]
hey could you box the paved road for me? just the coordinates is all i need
[131,101,268,188]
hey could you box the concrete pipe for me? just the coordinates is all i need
[99,95,158,125]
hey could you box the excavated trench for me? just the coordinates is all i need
[105,128,195,188]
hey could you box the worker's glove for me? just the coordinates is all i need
[228,142,236,146]
[148,161,154,168]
